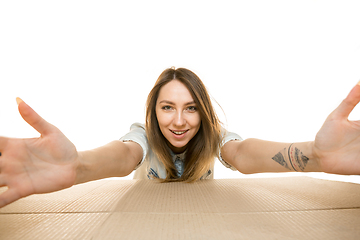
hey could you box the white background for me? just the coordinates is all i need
[1,0,360,183]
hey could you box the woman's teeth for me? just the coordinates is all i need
[171,130,187,135]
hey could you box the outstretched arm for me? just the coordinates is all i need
[221,139,319,174]
[222,82,360,175]
[0,99,142,208]
[76,140,142,184]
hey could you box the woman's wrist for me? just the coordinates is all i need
[74,151,89,185]
[290,141,321,172]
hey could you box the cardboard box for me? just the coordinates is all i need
[0,176,359,239]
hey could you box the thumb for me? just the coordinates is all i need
[16,98,54,136]
[331,83,360,119]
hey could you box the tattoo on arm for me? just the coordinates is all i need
[272,149,291,170]
[272,144,309,172]
[293,147,309,171]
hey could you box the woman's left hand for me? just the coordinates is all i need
[314,83,360,174]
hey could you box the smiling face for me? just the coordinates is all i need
[155,80,201,154]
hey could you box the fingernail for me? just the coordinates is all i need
[16,97,24,106]
[357,80,360,86]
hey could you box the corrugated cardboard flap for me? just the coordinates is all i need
[1,176,359,239]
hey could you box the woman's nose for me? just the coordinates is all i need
[173,111,186,126]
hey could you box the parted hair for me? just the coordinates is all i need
[145,67,223,182]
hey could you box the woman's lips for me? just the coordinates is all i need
[170,129,189,138]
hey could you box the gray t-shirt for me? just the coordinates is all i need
[120,123,242,180]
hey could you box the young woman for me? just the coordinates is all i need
[0,67,360,208]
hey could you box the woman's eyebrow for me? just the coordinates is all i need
[158,100,196,105]
[184,101,196,105]
[158,100,174,105]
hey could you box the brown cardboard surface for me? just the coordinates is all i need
[0,176,359,239]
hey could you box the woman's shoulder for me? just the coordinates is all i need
[129,122,145,130]
[120,123,147,142]
[220,126,243,144]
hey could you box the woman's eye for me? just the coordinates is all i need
[187,106,197,112]
[162,106,172,110]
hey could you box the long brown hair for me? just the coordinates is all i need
[145,67,223,182]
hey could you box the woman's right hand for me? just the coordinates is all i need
[0,98,79,208]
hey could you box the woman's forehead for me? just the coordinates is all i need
[157,80,195,104]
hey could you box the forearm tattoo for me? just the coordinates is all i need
[272,149,291,170]
[272,143,309,172]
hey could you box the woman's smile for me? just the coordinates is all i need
[170,129,189,138]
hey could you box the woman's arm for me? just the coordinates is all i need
[222,82,360,175]
[75,140,142,184]
[221,139,320,174]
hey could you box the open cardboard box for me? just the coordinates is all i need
[0,176,359,239]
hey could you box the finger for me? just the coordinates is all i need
[0,176,5,187]
[332,83,360,119]
[0,188,21,208]
[16,98,54,136]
